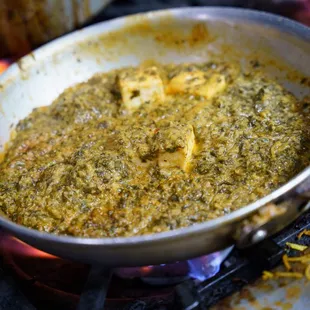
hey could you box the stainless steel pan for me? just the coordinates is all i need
[0,7,310,267]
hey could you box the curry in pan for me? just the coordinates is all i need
[0,62,309,237]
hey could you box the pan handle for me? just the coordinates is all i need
[235,175,310,248]
[295,174,310,198]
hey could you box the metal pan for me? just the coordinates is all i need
[0,7,310,267]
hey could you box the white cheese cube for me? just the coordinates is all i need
[157,124,195,172]
[118,66,165,110]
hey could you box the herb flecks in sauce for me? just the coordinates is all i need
[0,62,309,237]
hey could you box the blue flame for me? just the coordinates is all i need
[115,246,233,283]
[187,246,233,282]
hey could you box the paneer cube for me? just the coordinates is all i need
[118,66,165,110]
[166,70,226,99]
[156,123,195,172]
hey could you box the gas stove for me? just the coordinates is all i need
[1,212,310,310]
[0,1,310,310]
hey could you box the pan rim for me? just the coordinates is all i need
[0,6,310,247]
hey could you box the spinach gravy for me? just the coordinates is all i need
[1,62,309,237]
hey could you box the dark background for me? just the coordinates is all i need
[88,0,310,26]
[1,0,309,59]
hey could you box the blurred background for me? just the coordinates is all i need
[0,0,310,60]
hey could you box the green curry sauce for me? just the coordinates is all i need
[0,62,309,237]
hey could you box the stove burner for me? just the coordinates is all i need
[115,247,233,286]
[0,234,177,310]
[1,234,231,284]
[0,234,230,309]
[2,213,310,310]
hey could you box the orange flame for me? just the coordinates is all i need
[0,60,10,74]
[1,235,56,259]
[140,266,153,274]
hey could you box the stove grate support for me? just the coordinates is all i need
[77,266,112,310]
